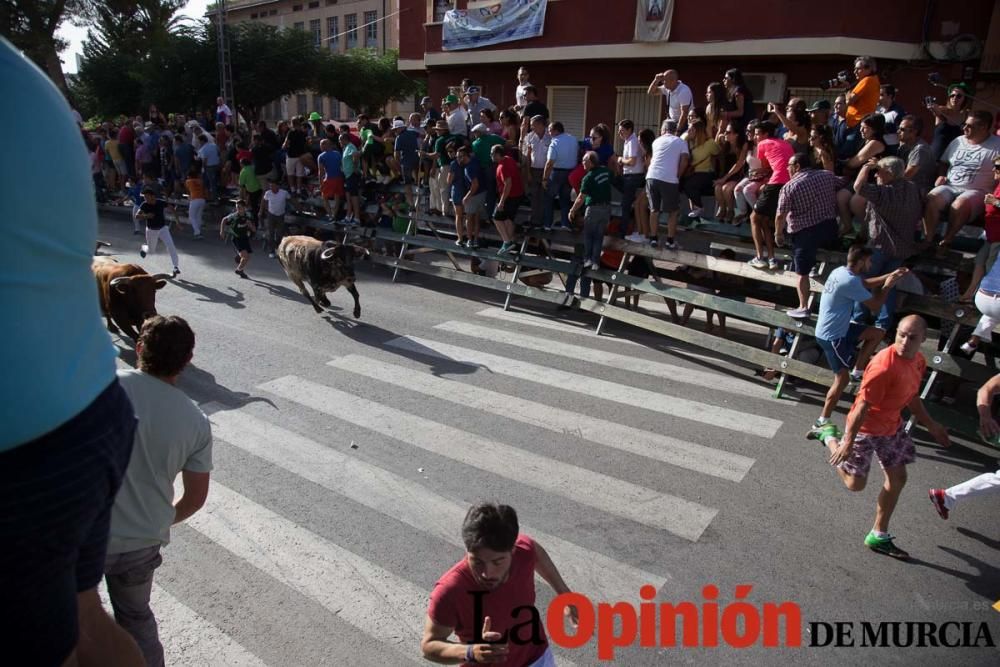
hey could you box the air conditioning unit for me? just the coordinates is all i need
[744,73,787,105]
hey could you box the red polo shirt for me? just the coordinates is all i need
[496,155,525,198]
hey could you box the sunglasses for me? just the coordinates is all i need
[949,93,964,99]
[994,164,1000,170]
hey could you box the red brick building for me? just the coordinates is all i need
[399,0,999,142]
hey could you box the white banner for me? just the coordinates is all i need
[634,0,675,42]
[442,0,548,52]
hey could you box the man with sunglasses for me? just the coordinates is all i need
[924,110,1000,247]
[896,115,936,197]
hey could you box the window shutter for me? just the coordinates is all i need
[613,86,661,153]
[547,86,588,140]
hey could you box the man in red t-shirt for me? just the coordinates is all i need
[421,503,577,666]
[821,315,949,559]
[491,145,525,255]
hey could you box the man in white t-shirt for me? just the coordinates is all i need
[522,114,551,228]
[106,315,212,667]
[215,96,233,125]
[647,69,693,134]
[515,66,531,110]
[636,119,689,249]
[260,180,292,258]
[925,110,1000,247]
[617,119,645,238]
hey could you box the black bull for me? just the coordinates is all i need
[276,236,369,317]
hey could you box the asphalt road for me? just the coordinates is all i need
[95,213,1000,666]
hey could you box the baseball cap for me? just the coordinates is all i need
[421,96,432,105]
[444,94,459,105]
[392,119,406,130]
[806,99,831,112]
[467,86,480,94]
[470,123,489,135]
[309,111,322,121]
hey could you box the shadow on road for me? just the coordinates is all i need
[179,363,276,410]
[320,311,480,378]
[908,546,1000,602]
[171,278,245,309]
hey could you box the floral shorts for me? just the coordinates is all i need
[839,424,916,478]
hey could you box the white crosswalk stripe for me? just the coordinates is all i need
[258,375,718,541]
[386,335,783,438]
[130,313,778,664]
[208,409,668,601]
[326,354,754,481]
[99,583,267,666]
[434,320,772,398]
[187,482,428,664]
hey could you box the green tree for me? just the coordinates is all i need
[0,1,80,93]
[218,21,331,122]
[315,49,423,116]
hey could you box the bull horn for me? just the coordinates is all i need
[109,276,131,293]
[150,273,172,280]
[350,244,372,256]
[320,247,338,260]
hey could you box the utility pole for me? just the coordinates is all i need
[216,0,235,119]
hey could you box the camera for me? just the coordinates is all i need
[924,96,936,108]
[819,70,855,91]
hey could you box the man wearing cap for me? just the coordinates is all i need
[443,94,469,137]
[421,96,441,123]
[422,119,458,216]
[542,121,578,231]
[471,123,505,219]
[394,118,420,206]
[807,100,832,129]
[464,86,496,130]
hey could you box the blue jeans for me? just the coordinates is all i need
[203,165,220,199]
[543,169,572,229]
[852,248,901,330]
[105,546,164,667]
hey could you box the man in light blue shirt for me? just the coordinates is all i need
[0,38,142,666]
[542,121,578,230]
[812,245,908,432]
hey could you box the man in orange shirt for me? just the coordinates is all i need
[821,315,949,559]
[845,56,880,128]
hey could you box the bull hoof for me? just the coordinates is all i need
[313,306,324,314]
[353,307,361,318]
[319,297,332,307]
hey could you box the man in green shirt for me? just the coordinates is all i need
[471,123,505,218]
[570,150,612,269]
[237,158,262,224]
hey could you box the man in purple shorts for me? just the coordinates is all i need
[818,315,950,559]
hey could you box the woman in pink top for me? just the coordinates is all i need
[748,120,794,270]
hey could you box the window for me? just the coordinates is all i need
[292,4,302,11]
[327,16,339,50]
[309,1,320,8]
[326,0,338,5]
[312,94,323,117]
[293,21,304,32]
[269,9,277,15]
[345,13,357,49]
[328,96,340,120]
[250,12,257,18]
[613,86,661,154]
[297,94,308,117]
[364,10,377,48]
[547,86,588,141]
[431,0,453,23]
[784,86,827,109]
[310,18,321,49]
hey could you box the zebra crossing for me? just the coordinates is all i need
[139,307,784,665]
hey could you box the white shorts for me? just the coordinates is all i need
[285,156,306,178]
[929,184,986,220]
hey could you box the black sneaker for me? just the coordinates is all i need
[171,267,180,278]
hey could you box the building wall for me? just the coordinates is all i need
[225,0,404,122]
[401,0,994,59]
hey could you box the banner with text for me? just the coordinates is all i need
[442,0,548,51]
[634,0,675,42]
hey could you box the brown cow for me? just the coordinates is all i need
[92,260,169,341]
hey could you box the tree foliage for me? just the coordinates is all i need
[0,0,78,92]
[315,49,423,116]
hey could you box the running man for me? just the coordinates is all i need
[819,315,950,559]
[421,503,577,666]
[929,373,1000,518]
[136,186,180,278]
[220,200,256,278]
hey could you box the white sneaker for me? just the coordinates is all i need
[768,258,779,271]
[582,259,593,269]
[625,233,644,243]
[959,341,977,355]
[748,257,767,269]
[688,208,703,218]
[268,252,276,258]
[787,307,811,319]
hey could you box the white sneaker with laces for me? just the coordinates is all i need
[787,307,811,319]
[748,257,767,269]
[960,341,977,355]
